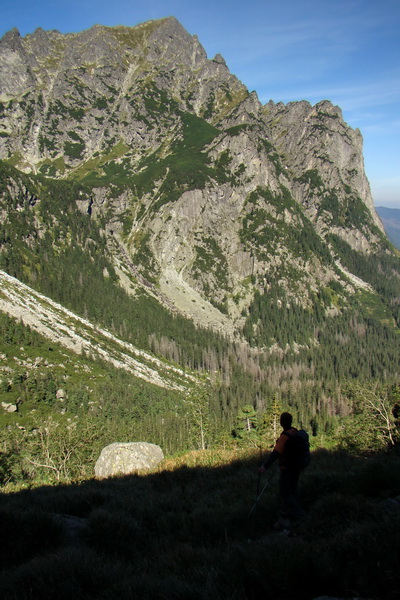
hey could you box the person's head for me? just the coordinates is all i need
[280,412,292,429]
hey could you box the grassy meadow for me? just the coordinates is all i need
[1,447,400,600]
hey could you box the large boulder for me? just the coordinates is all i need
[94,442,164,478]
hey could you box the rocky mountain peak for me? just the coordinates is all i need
[0,27,22,49]
[0,18,394,337]
[212,54,227,66]
[146,16,208,70]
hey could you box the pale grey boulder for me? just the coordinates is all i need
[94,442,164,478]
[1,401,18,413]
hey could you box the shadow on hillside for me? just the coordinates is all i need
[1,448,400,600]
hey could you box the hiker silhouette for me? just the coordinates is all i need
[259,412,307,520]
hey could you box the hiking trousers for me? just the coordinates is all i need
[279,467,305,519]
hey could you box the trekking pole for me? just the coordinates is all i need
[247,468,276,518]
[256,445,263,495]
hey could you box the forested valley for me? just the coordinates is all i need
[1,160,400,489]
[1,18,400,490]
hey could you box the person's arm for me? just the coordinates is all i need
[259,431,290,472]
[259,449,279,472]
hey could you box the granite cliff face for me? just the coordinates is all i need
[0,19,246,170]
[0,18,393,336]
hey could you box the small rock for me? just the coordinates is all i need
[1,402,18,413]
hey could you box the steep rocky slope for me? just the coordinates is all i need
[0,17,397,342]
[0,269,194,391]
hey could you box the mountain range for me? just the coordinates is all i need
[376,206,400,250]
[1,17,400,434]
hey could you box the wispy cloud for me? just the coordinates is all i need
[215,1,391,70]
[256,74,400,114]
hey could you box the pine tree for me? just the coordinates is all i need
[258,397,282,449]
[233,404,259,446]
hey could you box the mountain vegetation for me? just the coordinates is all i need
[1,15,400,457]
[1,447,400,600]
[0,18,400,597]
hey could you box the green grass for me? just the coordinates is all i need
[71,140,131,187]
[0,448,399,599]
[357,288,398,327]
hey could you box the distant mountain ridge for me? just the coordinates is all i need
[376,206,400,250]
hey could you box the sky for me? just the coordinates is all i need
[1,0,400,208]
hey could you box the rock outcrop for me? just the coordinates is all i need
[0,269,196,391]
[94,442,164,478]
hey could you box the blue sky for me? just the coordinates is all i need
[1,0,399,208]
